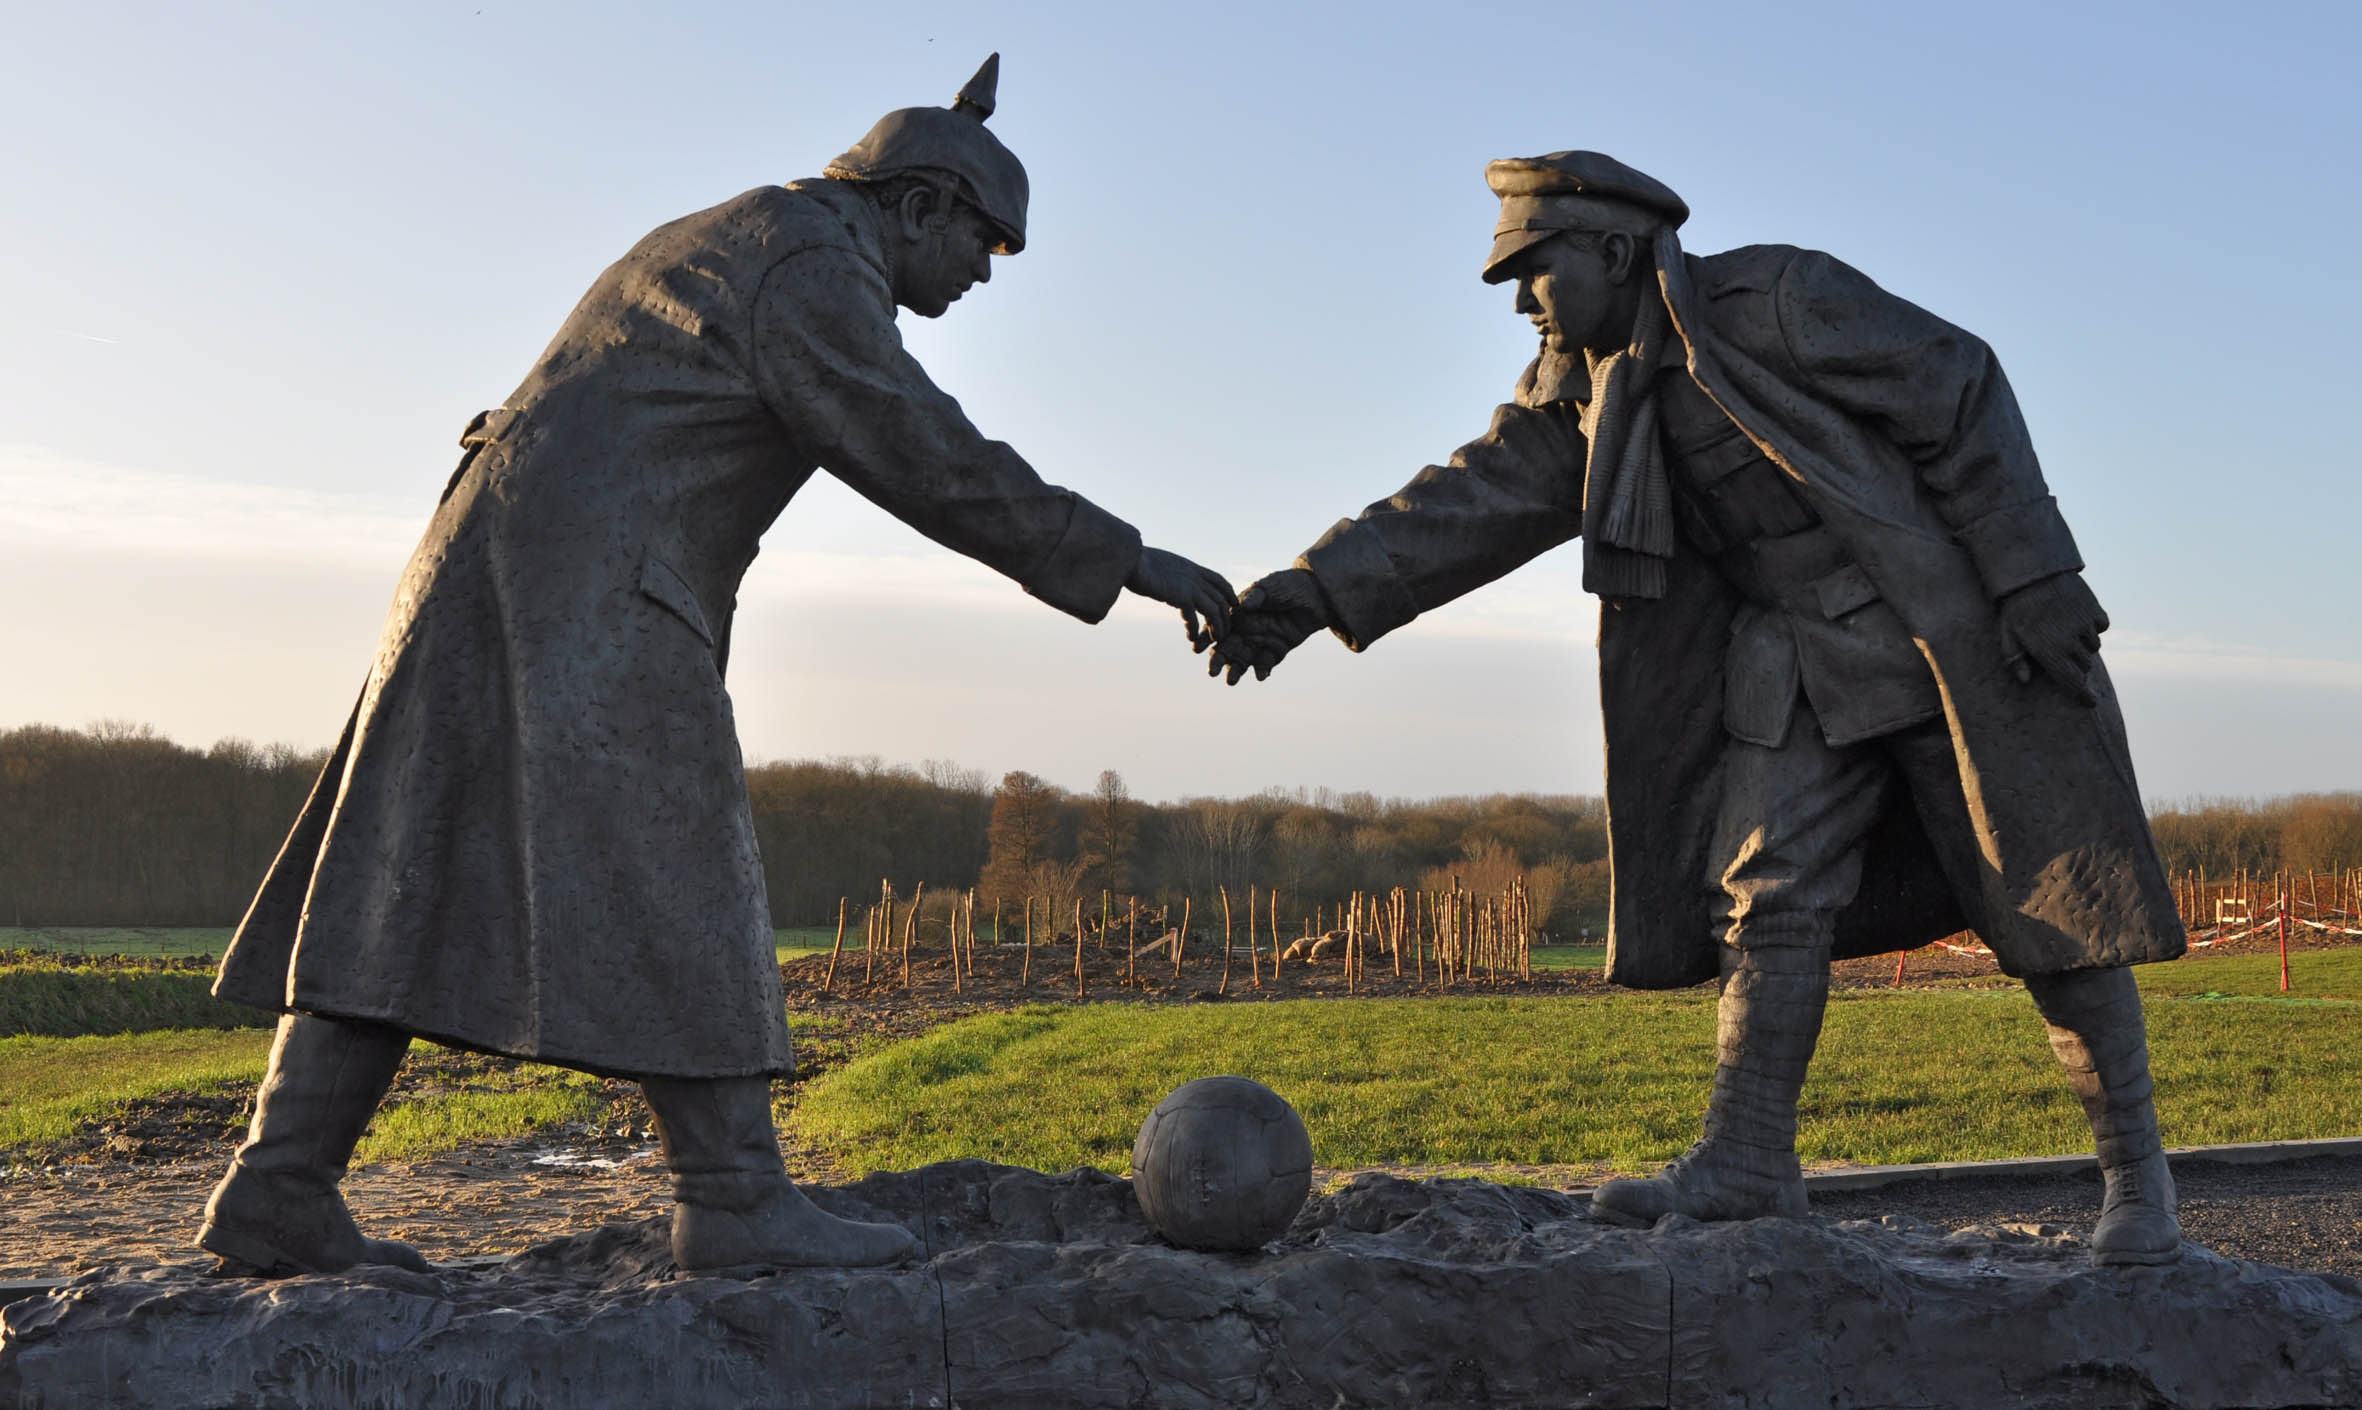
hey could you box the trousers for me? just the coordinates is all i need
[1706,695,1974,951]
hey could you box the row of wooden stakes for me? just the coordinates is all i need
[817,879,1544,997]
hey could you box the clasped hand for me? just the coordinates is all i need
[1127,546,1236,650]
[1202,569,1330,684]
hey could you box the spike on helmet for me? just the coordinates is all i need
[825,53,1029,255]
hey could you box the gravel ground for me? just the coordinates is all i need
[1810,1153,2362,1280]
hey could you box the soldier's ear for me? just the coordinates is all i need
[894,184,931,242]
[1600,230,1641,285]
[895,179,958,240]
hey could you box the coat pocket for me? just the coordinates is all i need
[1723,605,1799,748]
[637,554,716,648]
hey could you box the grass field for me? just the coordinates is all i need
[0,956,269,1038]
[3,941,2355,1174]
[353,1060,609,1163]
[10,926,845,968]
[0,1029,609,1164]
[1530,944,1605,971]
[789,985,2362,1178]
[0,1030,272,1151]
[2136,945,2362,999]
[0,929,235,959]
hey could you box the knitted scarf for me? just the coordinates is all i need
[1522,226,1689,602]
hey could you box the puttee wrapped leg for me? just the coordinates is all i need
[1591,941,1824,1224]
[2025,965,2183,1266]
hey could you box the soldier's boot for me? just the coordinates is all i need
[641,1075,920,1275]
[2026,966,2182,1266]
[1591,944,1823,1225]
[197,1013,431,1276]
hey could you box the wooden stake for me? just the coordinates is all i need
[1219,886,1234,996]
[1413,888,1426,985]
[823,896,848,993]
[2280,872,2292,992]
[1351,897,1369,996]
[1022,895,1033,986]
[902,881,923,988]
[1176,897,1191,979]
[1075,897,1087,998]
[951,890,964,995]
[1247,883,1260,987]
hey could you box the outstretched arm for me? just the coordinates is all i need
[1211,398,1587,682]
[749,244,1142,624]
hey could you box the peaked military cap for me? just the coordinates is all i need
[827,53,1030,255]
[1481,150,1688,283]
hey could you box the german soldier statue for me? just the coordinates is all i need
[201,56,1232,1278]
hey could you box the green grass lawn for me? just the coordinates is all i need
[0,1029,273,1151]
[2137,945,2362,999]
[0,928,234,960]
[353,1059,610,1163]
[1529,944,1605,972]
[0,1028,610,1164]
[6,944,2356,1173]
[790,984,2362,1178]
[8,925,843,969]
[0,955,270,1038]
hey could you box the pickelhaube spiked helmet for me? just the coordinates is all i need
[825,54,1030,255]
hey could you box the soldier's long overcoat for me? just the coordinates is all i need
[214,181,1141,1077]
[1302,245,2183,988]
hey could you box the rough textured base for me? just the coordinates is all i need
[3,1162,2356,1409]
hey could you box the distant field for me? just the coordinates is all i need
[1530,944,1605,971]
[0,929,234,960]
[10,926,846,968]
[0,957,266,1038]
[791,983,2362,1178]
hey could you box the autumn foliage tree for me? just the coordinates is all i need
[978,770,1062,905]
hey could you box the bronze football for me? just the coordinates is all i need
[1131,1075,1313,1251]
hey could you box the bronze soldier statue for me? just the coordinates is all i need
[200,56,1233,1278]
[1213,151,2184,1265]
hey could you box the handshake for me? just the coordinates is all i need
[1127,548,1333,686]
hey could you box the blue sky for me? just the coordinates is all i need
[3,2,2357,801]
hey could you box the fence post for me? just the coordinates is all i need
[824,896,847,993]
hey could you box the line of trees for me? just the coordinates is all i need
[6,722,2362,935]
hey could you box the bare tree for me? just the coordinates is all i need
[1082,769,1138,897]
[1169,799,1264,915]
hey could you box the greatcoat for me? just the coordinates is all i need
[215,180,1141,1077]
[1300,244,2184,988]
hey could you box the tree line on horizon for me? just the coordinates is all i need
[4,721,2360,934]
